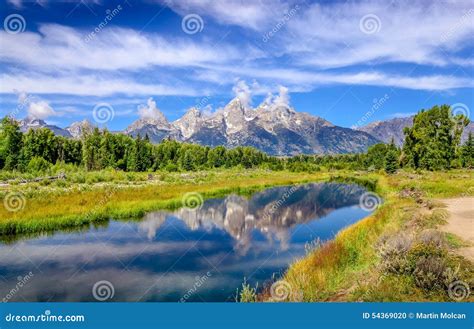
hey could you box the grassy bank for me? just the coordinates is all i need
[0,169,354,236]
[268,170,474,302]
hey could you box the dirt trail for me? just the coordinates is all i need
[440,197,474,262]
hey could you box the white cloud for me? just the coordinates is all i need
[0,24,257,72]
[232,79,252,108]
[161,0,291,30]
[28,100,56,119]
[282,1,474,68]
[138,98,165,121]
[0,72,200,96]
[260,86,291,109]
[0,1,472,101]
[273,86,290,107]
[199,65,474,91]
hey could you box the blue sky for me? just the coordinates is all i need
[0,0,473,130]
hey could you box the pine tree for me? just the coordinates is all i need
[0,117,23,170]
[385,148,399,174]
[461,132,474,168]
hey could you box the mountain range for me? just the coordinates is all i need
[17,99,474,155]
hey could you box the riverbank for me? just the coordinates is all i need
[0,169,376,236]
[270,170,474,302]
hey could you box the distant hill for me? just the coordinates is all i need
[357,116,474,146]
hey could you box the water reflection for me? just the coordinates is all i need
[0,183,371,302]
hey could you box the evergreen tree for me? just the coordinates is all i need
[82,128,102,170]
[385,149,399,174]
[461,132,474,168]
[0,117,23,170]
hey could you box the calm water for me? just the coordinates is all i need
[0,183,372,302]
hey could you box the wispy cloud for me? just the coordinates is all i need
[0,0,472,102]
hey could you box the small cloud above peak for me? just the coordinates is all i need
[259,85,291,110]
[232,79,252,109]
[138,98,166,122]
[28,100,56,120]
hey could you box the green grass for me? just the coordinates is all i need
[0,169,342,236]
[445,232,471,249]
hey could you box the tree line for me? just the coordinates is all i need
[0,104,472,174]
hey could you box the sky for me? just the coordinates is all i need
[0,0,473,130]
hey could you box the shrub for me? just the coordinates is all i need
[376,233,413,274]
[27,156,51,173]
[413,256,447,290]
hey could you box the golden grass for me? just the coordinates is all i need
[0,169,340,235]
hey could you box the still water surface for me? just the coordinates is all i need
[0,182,372,302]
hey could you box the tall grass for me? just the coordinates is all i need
[0,169,337,236]
[281,170,474,302]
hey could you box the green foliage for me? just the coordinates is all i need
[27,156,52,173]
[402,105,469,170]
[0,103,470,175]
[366,143,388,170]
[385,149,399,174]
[0,117,23,170]
[461,132,474,168]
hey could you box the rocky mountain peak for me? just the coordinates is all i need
[20,116,47,127]
[223,98,249,134]
[173,107,203,139]
[66,119,94,138]
[19,116,72,137]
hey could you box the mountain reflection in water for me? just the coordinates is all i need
[0,183,372,302]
